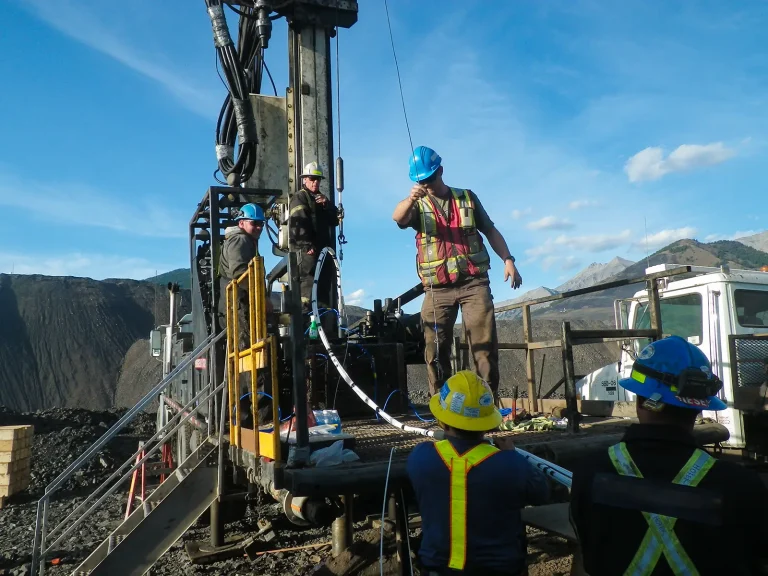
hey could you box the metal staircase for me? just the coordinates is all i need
[72,441,218,576]
[30,331,228,576]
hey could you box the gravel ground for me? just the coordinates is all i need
[0,406,577,576]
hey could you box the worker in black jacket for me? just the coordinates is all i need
[570,335,768,576]
[289,161,339,312]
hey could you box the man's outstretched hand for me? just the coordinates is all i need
[504,260,523,289]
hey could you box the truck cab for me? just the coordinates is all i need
[580,264,768,449]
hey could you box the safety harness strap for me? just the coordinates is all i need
[434,440,499,570]
[608,443,715,576]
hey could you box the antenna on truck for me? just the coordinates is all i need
[644,216,651,269]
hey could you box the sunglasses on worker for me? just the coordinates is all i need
[418,172,438,185]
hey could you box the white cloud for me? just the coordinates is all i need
[542,255,582,271]
[704,230,760,242]
[0,251,176,280]
[345,289,366,306]
[569,199,598,210]
[568,230,634,252]
[634,227,696,250]
[526,216,575,231]
[20,0,219,118]
[526,230,633,259]
[0,169,187,238]
[625,142,736,183]
[512,208,532,220]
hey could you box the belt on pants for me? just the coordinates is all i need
[424,569,524,576]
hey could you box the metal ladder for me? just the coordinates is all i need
[29,331,228,576]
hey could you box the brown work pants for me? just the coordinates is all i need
[420,276,499,396]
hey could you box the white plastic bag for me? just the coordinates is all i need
[310,439,360,467]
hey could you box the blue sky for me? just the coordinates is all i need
[1,0,766,313]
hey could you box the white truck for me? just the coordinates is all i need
[579,264,768,450]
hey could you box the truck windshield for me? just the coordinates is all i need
[633,293,704,351]
[734,289,768,327]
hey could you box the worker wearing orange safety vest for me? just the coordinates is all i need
[407,371,550,576]
[392,146,523,400]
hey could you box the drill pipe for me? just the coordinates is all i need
[516,448,573,488]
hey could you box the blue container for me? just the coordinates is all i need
[313,409,342,434]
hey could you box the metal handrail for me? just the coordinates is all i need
[44,384,213,547]
[30,330,226,575]
[43,382,224,558]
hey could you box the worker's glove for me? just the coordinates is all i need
[337,206,345,222]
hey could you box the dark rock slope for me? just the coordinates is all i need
[0,274,189,412]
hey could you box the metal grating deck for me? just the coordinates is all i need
[342,414,635,463]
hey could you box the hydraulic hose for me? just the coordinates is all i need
[311,247,440,438]
[310,247,574,487]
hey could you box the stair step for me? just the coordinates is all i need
[72,441,219,576]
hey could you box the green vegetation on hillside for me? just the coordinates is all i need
[707,240,768,269]
[652,239,768,269]
[144,268,191,290]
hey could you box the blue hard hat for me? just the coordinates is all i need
[619,336,726,411]
[235,203,264,222]
[409,146,442,183]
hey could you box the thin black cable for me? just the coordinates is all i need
[332,341,350,410]
[383,0,414,153]
[262,59,278,96]
[215,50,226,88]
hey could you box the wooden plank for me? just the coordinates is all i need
[523,305,538,413]
[569,329,657,342]
[0,436,32,452]
[526,339,562,350]
[0,425,34,441]
[0,467,30,486]
[561,322,579,433]
[0,447,31,463]
[0,457,30,475]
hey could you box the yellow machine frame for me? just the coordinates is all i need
[225,256,281,461]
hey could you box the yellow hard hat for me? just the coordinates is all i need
[429,370,501,432]
[301,161,324,179]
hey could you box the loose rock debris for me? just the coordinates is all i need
[0,406,575,575]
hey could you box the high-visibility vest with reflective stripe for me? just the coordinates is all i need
[434,439,500,570]
[415,188,491,287]
[608,442,716,576]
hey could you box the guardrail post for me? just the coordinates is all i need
[523,304,538,413]
[561,321,579,433]
[647,279,663,341]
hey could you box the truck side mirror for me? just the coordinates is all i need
[150,329,162,357]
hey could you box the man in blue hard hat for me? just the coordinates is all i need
[407,371,550,576]
[569,336,768,576]
[218,202,266,332]
[217,203,272,424]
[392,146,522,400]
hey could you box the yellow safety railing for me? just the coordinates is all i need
[225,256,281,461]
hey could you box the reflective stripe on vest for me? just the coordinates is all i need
[415,188,491,287]
[608,442,715,576]
[433,439,500,570]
